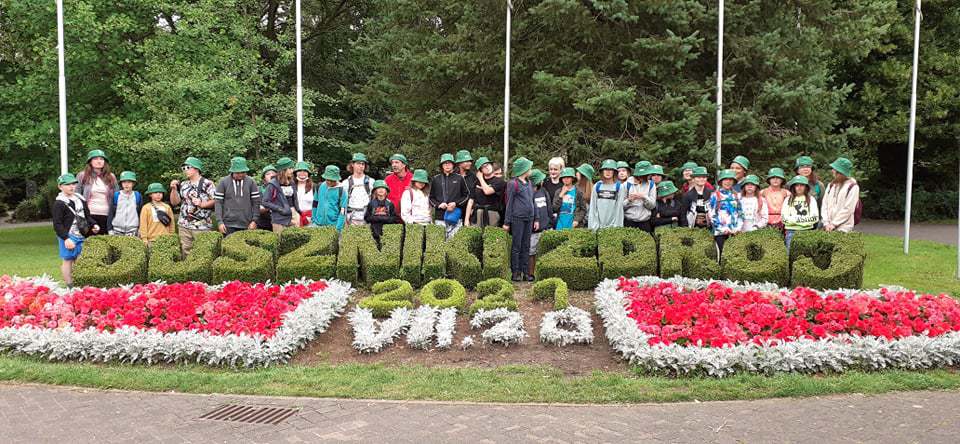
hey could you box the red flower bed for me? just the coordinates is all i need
[0,276,327,338]
[618,277,960,348]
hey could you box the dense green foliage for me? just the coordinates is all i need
[535,229,599,290]
[720,229,789,285]
[359,279,416,317]
[148,232,222,283]
[73,235,148,287]
[469,278,517,314]
[530,277,570,310]
[276,227,338,283]
[657,227,720,279]
[211,229,278,283]
[597,227,658,279]
[790,230,867,289]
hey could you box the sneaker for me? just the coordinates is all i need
[524,274,535,282]
[511,272,522,282]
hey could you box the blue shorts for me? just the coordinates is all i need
[57,235,84,261]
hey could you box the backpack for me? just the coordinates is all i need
[348,176,372,198]
[112,191,142,208]
[594,180,622,196]
[842,182,863,225]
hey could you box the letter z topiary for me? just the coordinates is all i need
[148,232,222,283]
[468,278,517,314]
[74,235,148,287]
[418,278,468,312]
[211,230,278,283]
[657,228,720,279]
[534,229,599,290]
[530,277,569,310]
[720,229,789,285]
[445,226,483,288]
[597,227,657,279]
[358,279,416,317]
[482,227,511,281]
[276,227,338,283]
[789,230,866,289]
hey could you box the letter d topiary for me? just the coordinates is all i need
[74,235,148,287]
[211,230,278,283]
[657,228,720,279]
[790,231,866,289]
[721,229,789,285]
[597,227,657,279]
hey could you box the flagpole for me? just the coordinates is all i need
[904,0,921,254]
[56,0,69,175]
[714,0,724,168]
[502,1,512,168]
[295,0,304,162]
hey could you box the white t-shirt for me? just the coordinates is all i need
[341,175,372,220]
[296,183,313,213]
[87,178,110,216]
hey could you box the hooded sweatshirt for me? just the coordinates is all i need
[588,180,626,229]
[214,175,261,229]
[310,182,347,230]
[623,180,657,222]
[428,172,470,220]
[262,178,294,225]
[782,194,820,231]
[820,178,859,232]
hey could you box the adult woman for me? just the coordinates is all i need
[821,157,860,233]
[75,149,117,236]
[261,156,297,233]
[552,167,586,230]
[782,175,820,250]
[795,156,826,203]
[293,161,314,227]
[760,167,791,230]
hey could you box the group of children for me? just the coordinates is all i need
[53,149,860,286]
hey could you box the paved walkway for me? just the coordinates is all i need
[1,384,958,443]
[859,219,957,246]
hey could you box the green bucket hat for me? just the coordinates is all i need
[767,167,786,182]
[600,159,619,171]
[228,157,251,173]
[717,169,737,183]
[294,161,312,173]
[646,165,665,176]
[633,161,652,177]
[830,157,853,177]
[795,155,814,171]
[475,156,492,169]
[440,153,455,165]
[559,167,578,182]
[351,152,368,164]
[787,175,810,189]
[576,163,595,181]
[275,156,295,171]
[529,169,546,186]
[57,173,78,186]
[742,174,761,187]
[731,155,751,170]
[512,157,534,177]
[145,183,165,195]
[389,153,409,165]
[321,165,341,182]
[454,150,473,164]
[616,161,630,170]
[657,181,679,197]
[260,164,277,177]
[182,156,203,172]
[86,149,109,163]
[681,161,699,172]
[692,166,709,177]
[412,169,430,184]
[118,171,138,183]
[372,179,390,194]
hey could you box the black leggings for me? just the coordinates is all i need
[624,218,653,234]
[715,234,729,256]
[90,214,108,236]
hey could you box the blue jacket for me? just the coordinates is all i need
[311,183,347,230]
[503,178,535,221]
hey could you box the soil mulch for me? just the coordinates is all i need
[292,282,630,376]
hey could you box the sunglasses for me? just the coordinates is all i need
[182,165,193,171]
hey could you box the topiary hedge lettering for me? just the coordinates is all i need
[337,224,402,287]
[721,229,789,285]
[657,228,720,279]
[418,278,468,312]
[531,277,570,310]
[481,227,511,281]
[400,224,425,286]
[789,230,867,289]
[534,229,599,290]
[211,230,278,283]
[148,232,222,283]
[359,279,416,317]
[276,227,338,283]
[422,224,447,283]
[445,226,483,289]
[74,235,148,288]
[597,227,657,279]
[469,278,517,314]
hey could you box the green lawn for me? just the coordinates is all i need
[1,225,959,403]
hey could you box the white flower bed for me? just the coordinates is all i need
[595,276,960,377]
[539,306,593,346]
[470,308,527,345]
[0,278,353,367]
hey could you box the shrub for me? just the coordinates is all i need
[534,229,599,290]
[445,226,483,288]
[211,230,278,283]
[530,277,569,310]
[400,224,425,286]
[337,225,402,287]
[657,228,720,279]
[74,235,148,287]
[720,229,789,285]
[468,278,517,314]
[482,227,511,281]
[422,224,447,283]
[418,278,468,312]
[276,227,338,283]
[789,231,866,289]
[336,225,363,286]
[597,227,657,279]
[358,279,416,317]
[148,231,222,283]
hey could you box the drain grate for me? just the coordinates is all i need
[198,404,300,425]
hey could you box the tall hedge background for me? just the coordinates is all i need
[1,0,957,220]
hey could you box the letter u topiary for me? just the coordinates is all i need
[276,227,338,283]
[481,227,511,281]
[445,226,483,288]
[657,228,720,279]
[148,231,222,283]
[74,235,148,287]
[418,278,468,312]
[597,227,657,279]
[789,230,866,289]
[358,279,416,317]
[211,230,278,283]
[469,278,517,314]
[534,229,599,290]
[721,229,789,285]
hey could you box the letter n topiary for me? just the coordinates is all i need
[481,227,511,281]
[445,226,482,288]
[657,228,720,279]
[74,235,148,287]
[789,231,866,289]
[148,232,222,283]
[337,224,402,287]
[469,278,517,314]
[534,229,599,290]
[720,229,789,285]
[597,227,657,279]
[211,230,278,283]
[276,227,338,283]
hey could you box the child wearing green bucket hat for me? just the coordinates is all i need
[575,163,595,202]
[739,175,768,232]
[139,183,175,245]
[430,153,470,239]
[256,165,277,230]
[708,169,744,254]
[465,158,507,228]
[589,159,627,230]
[528,169,554,278]
[653,181,687,228]
[782,175,820,250]
[821,157,861,232]
[292,161,315,227]
[261,157,299,233]
[76,149,118,236]
[364,180,397,248]
[794,155,825,202]
[760,167,790,230]
[729,155,750,193]
[503,157,536,281]
[623,160,656,233]
[616,161,631,184]
[214,157,262,236]
[52,173,100,286]
[344,153,374,227]
[400,169,433,225]
[309,165,348,231]
[107,171,143,236]
[552,167,586,230]
[680,163,714,193]
[683,166,714,228]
